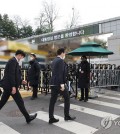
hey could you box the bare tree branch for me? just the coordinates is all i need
[65,7,81,29]
[42,0,59,32]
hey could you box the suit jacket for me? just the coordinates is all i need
[50,57,67,86]
[2,57,22,91]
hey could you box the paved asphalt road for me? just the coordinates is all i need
[0,89,120,134]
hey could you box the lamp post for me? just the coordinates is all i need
[70,7,75,28]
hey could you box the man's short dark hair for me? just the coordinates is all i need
[81,55,87,60]
[57,48,65,55]
[15,50,26,57]
[30,53,36,58]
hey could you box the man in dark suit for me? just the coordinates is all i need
[0,50,37,123]
[49,48,76,124]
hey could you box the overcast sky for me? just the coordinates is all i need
[0,0,120,31]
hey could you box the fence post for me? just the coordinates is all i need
[117,70,120,91]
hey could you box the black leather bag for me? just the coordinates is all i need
[0,79,3,87]
[0,89,2,96]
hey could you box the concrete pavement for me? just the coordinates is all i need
[0,89,120,134]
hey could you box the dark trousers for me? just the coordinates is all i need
[0,89,30,120]
[32,85,38,98]
[81,88,88,100]
[0,89,2,96]
[49,86,70,119]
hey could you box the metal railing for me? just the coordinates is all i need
[0,64,120,96]
[90,69,120,88]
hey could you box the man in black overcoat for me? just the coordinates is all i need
[49,48,76,124]
[78,56,90,102]
[0,50,37,123]
[28,53,40,100]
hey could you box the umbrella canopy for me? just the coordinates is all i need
[67,42,113,56]
[81,41,100,46]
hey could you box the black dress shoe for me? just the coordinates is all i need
[26,113,37,124]
[30,97,36,100]
[79,98,84,101]
[84,99,88,102]
[64,115,76,121]
[49,118,59,124]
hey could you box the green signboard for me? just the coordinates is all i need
[29,24,99,43]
